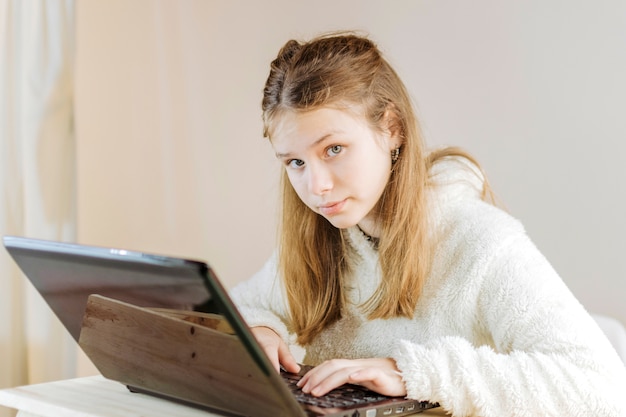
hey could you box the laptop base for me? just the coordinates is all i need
[79,294,306,417]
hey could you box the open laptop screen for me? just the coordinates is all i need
[3,236,212,342]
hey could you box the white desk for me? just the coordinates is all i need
[0,375,448,417]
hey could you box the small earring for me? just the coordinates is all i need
[391,147,400,163]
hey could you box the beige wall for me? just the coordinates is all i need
[76,0,626,330]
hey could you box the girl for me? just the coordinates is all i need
[231,32,626,416]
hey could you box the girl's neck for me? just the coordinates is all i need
[357,225,379,246]
[356,219,381,249]
[356,218,380,239]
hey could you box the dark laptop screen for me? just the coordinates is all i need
[3,236,211,341]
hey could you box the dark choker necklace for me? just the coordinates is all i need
[357,226,380,248]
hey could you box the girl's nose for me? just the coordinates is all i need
[307,163,333,195]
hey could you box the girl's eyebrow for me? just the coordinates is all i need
[275,132,339,159]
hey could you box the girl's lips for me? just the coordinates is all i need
[318,199,347,216]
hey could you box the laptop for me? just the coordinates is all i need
[3,235,439,417]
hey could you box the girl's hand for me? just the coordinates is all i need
[251,326,301,374]
[297,358,406,397]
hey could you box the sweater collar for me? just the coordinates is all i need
[344,226,379,260]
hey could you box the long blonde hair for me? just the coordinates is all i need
[262,32,492,345]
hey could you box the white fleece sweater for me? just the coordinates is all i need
[230,158,626,417]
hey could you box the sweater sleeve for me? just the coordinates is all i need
[392,234,626,417]
[229,252,294,343]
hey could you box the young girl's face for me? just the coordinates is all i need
[271,107,399,235]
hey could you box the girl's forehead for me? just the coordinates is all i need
[268,105,368,139]
[271,107,369,142]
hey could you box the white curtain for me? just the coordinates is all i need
[0,1,76,415]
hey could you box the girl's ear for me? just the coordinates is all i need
[382,105,403,150]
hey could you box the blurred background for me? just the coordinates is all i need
[2,1,625,414]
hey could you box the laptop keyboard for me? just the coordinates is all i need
[282,370,388,408]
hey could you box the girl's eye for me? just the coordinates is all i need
[327,145,342,156]
[287,159,305,169]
